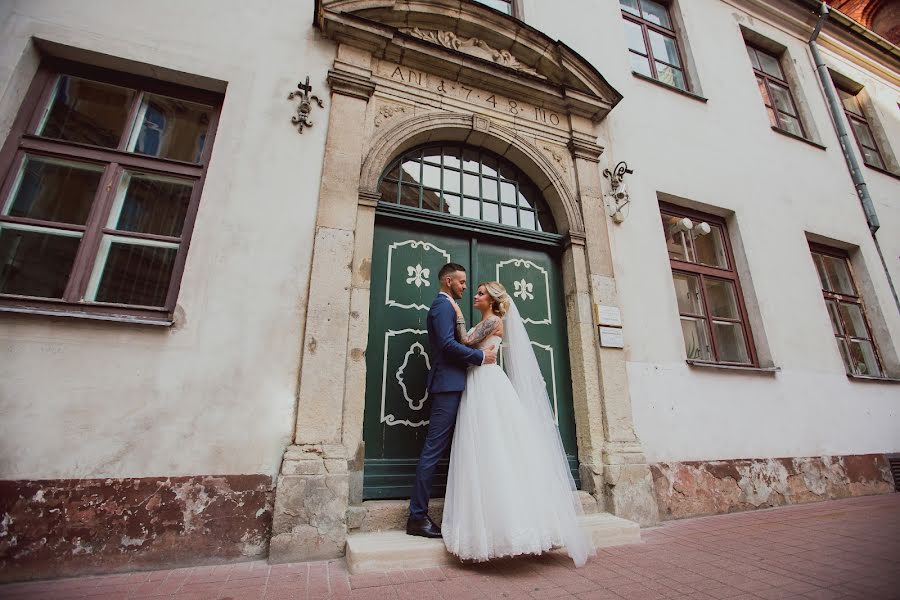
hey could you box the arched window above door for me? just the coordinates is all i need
[378,145,557,234]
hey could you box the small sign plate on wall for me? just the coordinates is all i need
[599,327,624,349]
[594,304,622,327]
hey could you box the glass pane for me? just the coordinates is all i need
[756,78,771,106]
[713,321,750,364]
[444,194,461,216]
[398,184,419,207]
[836,338,852,373]
[757,51,784,79]
[641,0,672,28]
[463,173,480,196]
[462,149,480,173]
[0,226,80,298]
[463,197,480,219]
[838,88,862,116]
[501,205,518,227]
[825,299,843,335]
[483,177,498,201]
[500,181,517,205]
[520,210,536,231]
[656,63,686,90]
[624,20,648,54]
[746,46,761,70]
[421,163,441,189]
[378,178,397,202]
[422,188,441,212]
[39,76,134,148]
[92,240,177,307]
[443,169,461,194]
[818,253,855,295]
[481,155,499,178]
[861,146,885,170]
[693,223,727,268]
[620,0,640,16]
[400,159,420,184]
[516,189,534,209]
[422,150,442,165]
[649,31,681,66]
[4,156,103,226]
[630,52,652,77]
[850,120,877,149]
[672,272,704,315]
[704,279,740,319]
[662,214,693,262]
[537,210,556,233]
[681,317,712,361]
[483,202,499,224]
[769,83,796,115]
[130,95,213,163]
[382,165,400,181]
[848,340,881,377]
[778,113,804,137]
[109,172,193,237]
[474,0,512,14]
[443,147,462,169]
[838,302,869,339]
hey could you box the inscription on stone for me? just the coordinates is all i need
[382,63,563,128]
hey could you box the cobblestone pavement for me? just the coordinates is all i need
[2,494,898,600]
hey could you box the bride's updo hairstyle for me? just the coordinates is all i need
[480,281,511,317]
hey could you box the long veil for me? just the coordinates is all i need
[502,299,594,567]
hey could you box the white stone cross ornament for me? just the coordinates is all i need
[406,264,430,288]
[513,278,534,300]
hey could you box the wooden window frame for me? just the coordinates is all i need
[0,58,222,324]
[836,85,888,171]
[660,203,758,367]
[809,243,885,378]
[746,44,807,139]
[621,0,689,91]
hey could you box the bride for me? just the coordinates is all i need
[442,281,594,567]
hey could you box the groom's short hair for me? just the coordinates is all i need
[438,262,466,281]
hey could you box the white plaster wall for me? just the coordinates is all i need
[0,1,335,479]
[527,0,900,462]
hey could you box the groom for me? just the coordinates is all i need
[406,262,497,538]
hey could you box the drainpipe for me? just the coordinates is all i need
[808,1,900,315]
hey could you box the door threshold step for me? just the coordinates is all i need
[345,512,641,574]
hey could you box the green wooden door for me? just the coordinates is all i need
[363,219,578,499]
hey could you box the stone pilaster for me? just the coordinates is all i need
[569,137,660,526]
[269,44,376,562]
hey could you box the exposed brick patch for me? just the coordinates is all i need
[0,475,273,583]
[651,453,893,520]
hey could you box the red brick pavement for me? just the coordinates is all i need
[2,494,898,600]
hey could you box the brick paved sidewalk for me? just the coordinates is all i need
[2,494,898,600]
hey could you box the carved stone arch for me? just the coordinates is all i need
[360,112,584,236]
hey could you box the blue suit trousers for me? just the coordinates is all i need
[408,391,461,520]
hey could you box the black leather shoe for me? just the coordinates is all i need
[406,516,442,538]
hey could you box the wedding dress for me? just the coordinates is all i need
[441,301,593,567]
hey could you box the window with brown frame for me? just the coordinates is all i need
[620,0,688,91]
[472,0,514,16]
[835,85,887,171]
[809,245,884,378]
[746,44,806,139]
[0,59,221,324]
[660,205,756,366]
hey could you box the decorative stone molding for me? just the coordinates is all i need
[358,189,381,207]
[541,143,569,174]
[374,103,409,127]
[327,68,376,101]
[400,28,540,77]
[568,138,604,163]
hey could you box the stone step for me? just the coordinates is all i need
[351,491,600,533]
[345,512,642,574]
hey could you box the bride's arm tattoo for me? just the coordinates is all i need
[457,316,500,347]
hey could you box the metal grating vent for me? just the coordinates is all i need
[889,454,900,492]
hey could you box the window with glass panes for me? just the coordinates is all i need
[0,60,219,322]
[620,0,687,91]
[809,245,884,378]
[378,145,556,233]
[836,86,887,170]
[660,205,756,365]
[746,44,805,138]
[472,0,513,15]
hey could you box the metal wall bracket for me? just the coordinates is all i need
[287,76,324,134]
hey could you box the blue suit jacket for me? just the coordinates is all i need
[426,294,484,393]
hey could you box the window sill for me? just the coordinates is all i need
[847,373,900,384]
[631,72,708,103]
[864,162,900,182]
[770,126,826,150]
[686,360,780,374]
[0,304,173,327]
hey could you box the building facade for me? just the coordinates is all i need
[0,0,898,582]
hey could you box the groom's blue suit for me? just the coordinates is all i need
[409,293,484,520]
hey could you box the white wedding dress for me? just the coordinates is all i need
[441,302,593,567]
